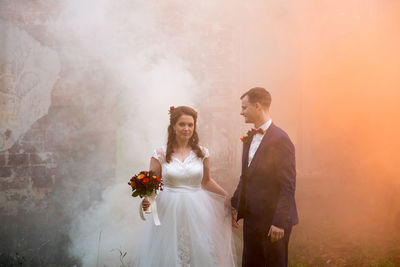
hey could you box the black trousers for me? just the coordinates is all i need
[242,220,292,267]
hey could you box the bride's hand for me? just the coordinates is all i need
[224,196,232,217]
[142,198,150,209]
[231,209,239,229]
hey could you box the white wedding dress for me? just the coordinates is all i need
[131,146,236,267]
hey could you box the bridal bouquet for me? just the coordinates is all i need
[128,171,163,197]
[128,171,163,225]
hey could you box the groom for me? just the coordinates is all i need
[228,87,298,267]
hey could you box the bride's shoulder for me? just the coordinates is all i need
[152,146,166,163]
[199,145,210,158]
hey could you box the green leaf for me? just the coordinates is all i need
[132,191,139,197]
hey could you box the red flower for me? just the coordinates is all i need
[143,178,150,184]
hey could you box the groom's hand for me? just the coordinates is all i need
[268,225,284,242]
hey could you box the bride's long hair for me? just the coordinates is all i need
[166,106,204,163]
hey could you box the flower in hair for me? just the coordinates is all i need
[169,106,175,114]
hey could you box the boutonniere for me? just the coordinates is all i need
[240,132,250,143]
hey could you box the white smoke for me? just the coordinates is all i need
[53,0,241,265]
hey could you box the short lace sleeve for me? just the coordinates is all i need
[151,147,166,163]
[201,146,210,160]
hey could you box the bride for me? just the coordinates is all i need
[131,106,236,267]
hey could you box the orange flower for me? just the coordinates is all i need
[152,175,157,179]
[128,181,136,189]
[138,174,145,179]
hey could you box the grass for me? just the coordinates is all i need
[0,213,80,267]
[1,174,399,266]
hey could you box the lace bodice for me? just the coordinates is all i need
[152,146,209,190]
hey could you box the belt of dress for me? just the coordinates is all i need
[163,185,202,193]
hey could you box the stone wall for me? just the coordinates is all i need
[0,2,118,265]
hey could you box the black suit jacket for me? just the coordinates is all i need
[231,123,298,231]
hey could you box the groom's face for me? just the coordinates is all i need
[240,96,257,124]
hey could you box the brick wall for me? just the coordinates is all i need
[0,115,56,214]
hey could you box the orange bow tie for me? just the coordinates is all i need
[251,128,264,135]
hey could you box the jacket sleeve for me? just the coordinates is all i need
[271,136,296,229]
[231,175,243,210]
[231,140,248,211]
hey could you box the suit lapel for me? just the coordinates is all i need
[247,123,275,177]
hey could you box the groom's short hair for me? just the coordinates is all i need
[241,87,271,110]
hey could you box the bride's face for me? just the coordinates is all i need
[174,114,195,141]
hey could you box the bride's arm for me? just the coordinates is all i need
[149,157,161,178]
[142,157,162,209]
[201,157,228,197]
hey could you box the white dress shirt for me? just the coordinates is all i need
[248,119,272,166]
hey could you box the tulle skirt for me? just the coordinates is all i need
[131,186,236,267]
